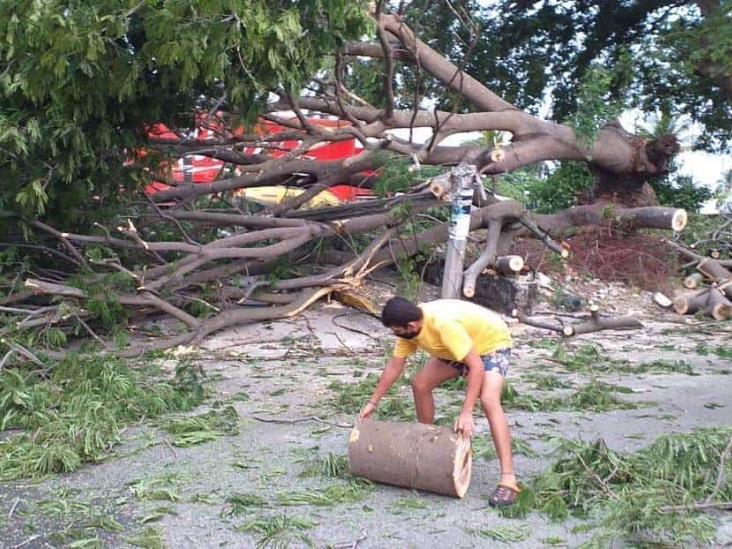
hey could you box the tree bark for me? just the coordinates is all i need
[513,309,643,337]
[348,420,472,498]
[704,288,732,320]
[673,290,710,315]
[697,258,732,299]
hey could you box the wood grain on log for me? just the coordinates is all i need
[697,259,732,299]
[673,290,710,315]
[495,255,524,275]
[705,288,732,320]
[513,309,643,336]
[348,420,472,498]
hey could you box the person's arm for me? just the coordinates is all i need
[437,320,484,438]
[358,356,407,420]
[454,347,484,438]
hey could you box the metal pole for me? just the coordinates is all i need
[441,165,476,299]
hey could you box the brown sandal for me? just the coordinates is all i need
[488,484,520,507]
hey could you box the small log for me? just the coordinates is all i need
[697,259,732,299]
[495,255,524,275]
[673,290,710,315]
[563,309,643,336]
[611,207,688,231]
[683,272,705,289]
[428,174,452,199]
[348,420,472,498]
[704,289,732,321]
[512,308,642,337]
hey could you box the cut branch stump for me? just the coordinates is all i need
[683,272,705,289]
[348,420,472,498]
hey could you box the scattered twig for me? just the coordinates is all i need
[74,314,110,350]
[659,501,732,514]
[0,349,15,370]
[706,435,732,503]
[577,453,619,500]
[13,535,42,549]
[252,416,353,429]
[8,497,20,518]
[164,439,179,459]
[329,530,368,549]
[0,339,45,367]
[331,311,381,340]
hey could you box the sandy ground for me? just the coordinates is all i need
[1,289,731,548]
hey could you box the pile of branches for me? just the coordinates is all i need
[666,216,732,321]
[1,190,689,360]
[0,10,693,359]
[515,225,680,293]
[504,428,732,546]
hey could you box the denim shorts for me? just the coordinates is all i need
[447,349,511,378]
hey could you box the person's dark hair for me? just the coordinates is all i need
[381,296,422,327]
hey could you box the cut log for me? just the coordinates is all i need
[348,420,472,498]
[697,259,732,299]
[495,255,525,275]
[683,272,705,289]
[673,290,710,315]
[563,310,643,336]
[428,174,452,199]
[472,276,537,315]
[513,309,643,336]
[704,288,732,320]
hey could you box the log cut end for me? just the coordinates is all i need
[453,436,472,498]
[671,209,688,232]
[709,303,732,321]
[673,295,690,315]
[496,255,525,274]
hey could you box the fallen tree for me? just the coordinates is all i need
[0,5,697,359]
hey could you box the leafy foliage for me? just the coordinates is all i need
[0,356,205,479]
[236,515,316,549]
[162,405,239,447]
[566,68,624,149]
[328,372,416,422]
[502,428,732,546]
[501,380,638,413]
[650,174,714,213]
[395,1,732,150]
[0,0,371,226]
[372,155,443,197]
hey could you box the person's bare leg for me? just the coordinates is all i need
[411,358,459,424]
[480,371,517,489]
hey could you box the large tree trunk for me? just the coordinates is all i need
[348,420,472,498]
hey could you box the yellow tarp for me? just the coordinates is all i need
[241,186,341,209]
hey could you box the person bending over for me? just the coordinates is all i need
[359,296,519,507]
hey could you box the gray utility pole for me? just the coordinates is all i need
[441,165,479,299]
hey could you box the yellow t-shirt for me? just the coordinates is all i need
[393,299,512,362]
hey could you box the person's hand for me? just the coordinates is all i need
[454,411,475,439]
[358,401,377,421]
